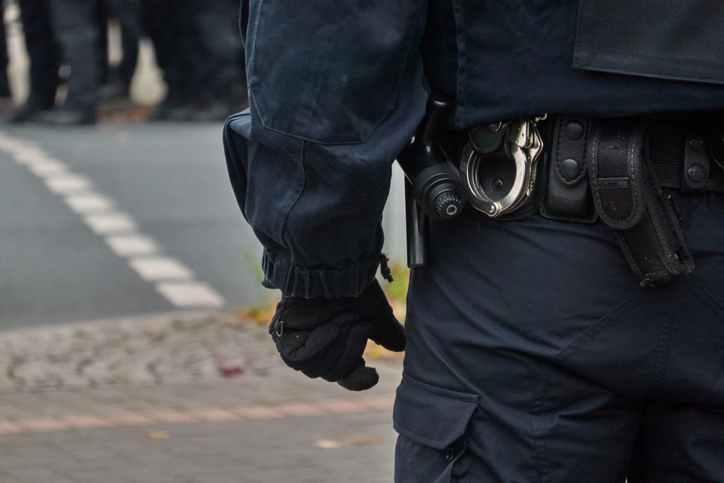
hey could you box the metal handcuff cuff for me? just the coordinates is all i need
[396,93,546,267]
[460,116,546,217]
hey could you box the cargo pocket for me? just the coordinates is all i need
[246,0,421,144]
[394,376,479,483]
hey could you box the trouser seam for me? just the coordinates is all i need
[530,367,552,483]
[653,313,672,394]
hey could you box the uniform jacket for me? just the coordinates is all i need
[224,0,724,299]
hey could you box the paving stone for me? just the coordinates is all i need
[0,311,404,482]
[2,467,79,483]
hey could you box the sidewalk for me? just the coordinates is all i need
[0,311,403,482]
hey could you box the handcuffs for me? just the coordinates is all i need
[460,115,546,218]
[397,93,547,267]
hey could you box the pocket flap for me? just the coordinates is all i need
[394,376,479,450]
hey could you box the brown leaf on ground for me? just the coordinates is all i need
[341,436,380,446]
[235,300,277,325]
[315,439,342,449]
[364,340,404,360]
[98,102,154,123]
[147,430,169,440]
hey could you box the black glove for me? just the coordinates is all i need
[269,279,406,391]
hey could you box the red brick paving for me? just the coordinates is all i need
[0,397,393,435]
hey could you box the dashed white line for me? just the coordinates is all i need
[83,213,138,234]
[13,150,56,165]
[45,175,93,194]
[155,282,226,308]
[64,193,115,214]
[0,132,226,309]
[128,257,194,281]
[105,235,159,256]
[26,159,68,177]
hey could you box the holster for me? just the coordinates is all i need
[588,118,695,286]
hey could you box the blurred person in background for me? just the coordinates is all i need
[143,0,246,122]
[0,8,12,106]
[177,0,247,122]
[4,0,61,123]
[40,0,140,125]
[96,0,140,102]
[141,0,198,121]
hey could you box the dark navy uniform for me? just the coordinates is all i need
[0,9,10,99]
[143,0,245,121]
[6,0,61,121]
[224,1,724,481]
[44,0,139,123]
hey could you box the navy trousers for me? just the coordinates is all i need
[18,0,60,107]
[394,191,724,482]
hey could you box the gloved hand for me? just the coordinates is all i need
[269,279,406,391]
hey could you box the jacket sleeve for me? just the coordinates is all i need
[223,0,428,299]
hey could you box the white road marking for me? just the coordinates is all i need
[155,282,225,308]
[0,131,226,309]
[13,151,58,165]
[45,175,93,194]
[64,193,115,214]
[83,213,137,234]
[26,160,69,177]
[128,257,194,281]
[105,235,159,256]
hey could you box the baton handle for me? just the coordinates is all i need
[405,180,429,268]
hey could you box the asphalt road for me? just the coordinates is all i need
[0,121,269,330]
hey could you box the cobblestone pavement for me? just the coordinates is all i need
[0,312,403,482]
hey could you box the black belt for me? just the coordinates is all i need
[647,121,724,194]
[399,96,723,281]
[459,112,723,286]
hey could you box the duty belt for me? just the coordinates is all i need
[540,115,724,223]
[397,96,723,286]
[460,113,724,286]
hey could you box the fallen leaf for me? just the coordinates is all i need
[341,436,380,446]
[364,340,404,360]
[217,364,245,377]
[147,430,169,440]
[315,439,342,449]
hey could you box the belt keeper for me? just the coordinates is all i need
[589,118,695,286]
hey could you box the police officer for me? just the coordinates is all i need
[224,1,724,481]
[96,0,140,101]
[42,0,141,125]
[141,0,193,120]
[40,0,101,125]
[5,0,61,123]
[179,0,246,122]
[143,0,245,122]
[0,10,11,103]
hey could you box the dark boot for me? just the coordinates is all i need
[38,105,97,126]
[4,94,56,123]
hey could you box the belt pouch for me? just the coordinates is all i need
[588,118,695,286]
[541,115,597,222]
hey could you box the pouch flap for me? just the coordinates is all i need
[541,115,598,223]
[394,376,478,450]
[588,118,647,230]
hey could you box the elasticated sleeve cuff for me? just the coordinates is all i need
[261,251,380,299]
